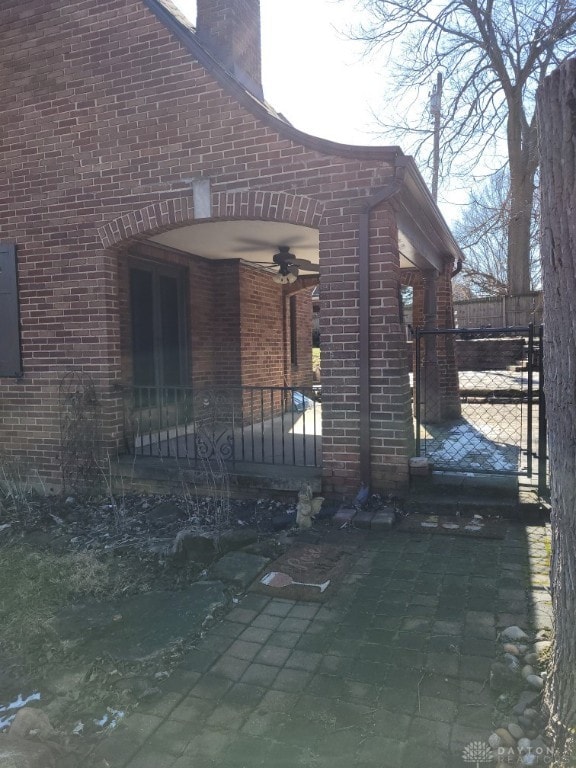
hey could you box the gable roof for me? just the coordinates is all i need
[142,0,399,161]
[142,0,463,265]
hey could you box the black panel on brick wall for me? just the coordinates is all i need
[0,243,22,378]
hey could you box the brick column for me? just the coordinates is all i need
[436,261,461,419]
[420,269,442,423]
[412,264,461,424]
[320,203,413,496]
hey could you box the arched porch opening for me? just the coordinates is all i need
[101,192,324,485]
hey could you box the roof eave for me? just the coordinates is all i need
[399,157,465,265]
[143,0,402,163]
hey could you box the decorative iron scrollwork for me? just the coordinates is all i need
[192,389,235,462]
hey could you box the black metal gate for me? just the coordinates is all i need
[414,325,547,491]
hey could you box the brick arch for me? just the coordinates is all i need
[98,191,325,249]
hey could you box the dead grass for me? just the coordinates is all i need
[0,454,42,523]
[0,542,125,671]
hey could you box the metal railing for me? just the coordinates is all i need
[125,384,321,468]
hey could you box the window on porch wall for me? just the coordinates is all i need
[129,263,187,388]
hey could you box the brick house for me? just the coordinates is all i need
[0,0,462,498]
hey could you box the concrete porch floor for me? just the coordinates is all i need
[131,404,322,468]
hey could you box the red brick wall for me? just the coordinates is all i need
[196,0,262,92]
[411,265,461,423]
[0,0,419,493]
[320,205,413,493]
[436,261,461,419]
[238,265,284,387]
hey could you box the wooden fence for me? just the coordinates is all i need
[453,292,543,328]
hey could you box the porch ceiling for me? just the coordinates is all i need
[149,220,320,273]
[148,218,442,272]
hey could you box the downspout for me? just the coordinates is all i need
[451,258,463,278]
[358,158,407,488]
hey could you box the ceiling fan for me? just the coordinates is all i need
[269,246,319,284]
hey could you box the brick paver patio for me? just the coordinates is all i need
[90,522,551,768]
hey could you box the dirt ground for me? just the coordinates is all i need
[0,489,304,754]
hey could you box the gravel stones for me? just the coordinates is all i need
[533,640,552,661]
[513,691,541,715]
[487,626,552,765]
[500,625,529,643]
[525,674,544,691]
[507,722,525,740]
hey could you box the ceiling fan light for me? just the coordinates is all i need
[273,271,297,285]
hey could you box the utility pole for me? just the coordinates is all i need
[430,71,442,202]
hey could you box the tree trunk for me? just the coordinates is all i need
[537,57,576,766]
[507,98,537,296]
[507,165,535,295]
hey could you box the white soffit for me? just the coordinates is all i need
[148,220,319,266]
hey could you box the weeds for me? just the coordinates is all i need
[0,543,116,670]
[0,454,41,524]
[99,453,130,534]
[178,454,232,535]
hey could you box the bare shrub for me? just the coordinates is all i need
[178,455,232,535]
[59,370,102,497]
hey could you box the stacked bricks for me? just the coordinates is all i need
[331,506,396,531]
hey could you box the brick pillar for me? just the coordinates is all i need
[419,270,442,423]
[412,264,461,424]
[436,261,461,419]
[320,204,413,496]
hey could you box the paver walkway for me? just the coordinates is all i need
[90,522,551,768]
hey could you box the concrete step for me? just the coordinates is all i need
[406,476,550,523]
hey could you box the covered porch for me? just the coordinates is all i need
[101,161,463,498]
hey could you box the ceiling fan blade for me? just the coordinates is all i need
[236,235,311,247]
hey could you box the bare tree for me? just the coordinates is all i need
[537,56,576,767]
[453,168,541,296]
[350,0,576,295]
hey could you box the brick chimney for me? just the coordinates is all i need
[196,0,263,99]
